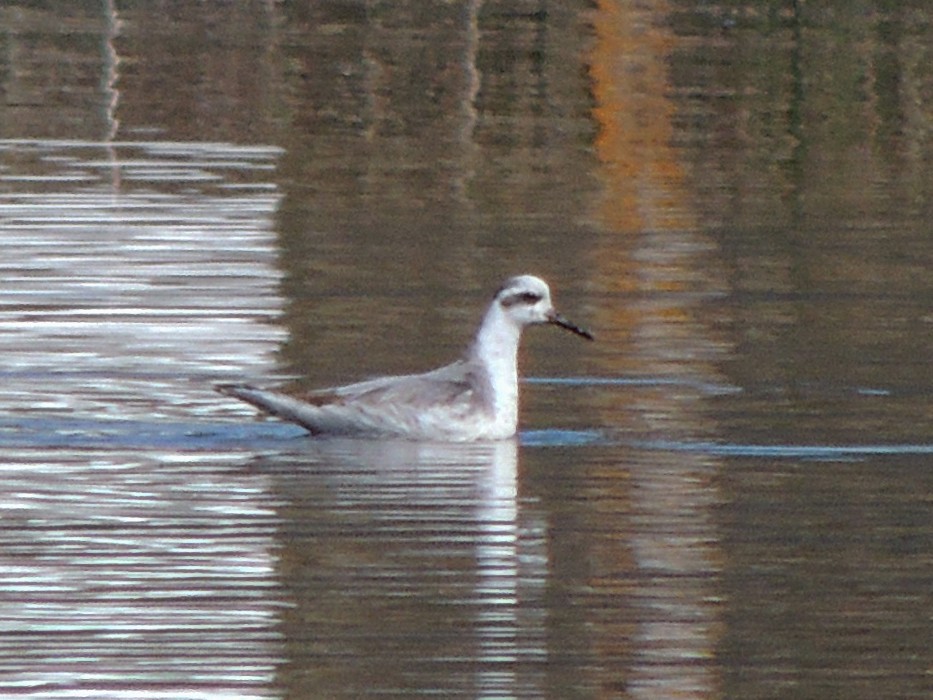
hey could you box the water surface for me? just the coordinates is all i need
[0,2,931,699]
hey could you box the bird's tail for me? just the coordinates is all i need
[216,383,318,432]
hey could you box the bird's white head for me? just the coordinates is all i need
[493,275,593,340]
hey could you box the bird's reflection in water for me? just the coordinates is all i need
[265,437,548,698]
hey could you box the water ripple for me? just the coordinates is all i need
[634,439,933,458]
[0,139,287,697]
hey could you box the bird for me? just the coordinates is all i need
[216,274,593,441]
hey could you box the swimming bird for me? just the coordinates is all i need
[216,274,592,441]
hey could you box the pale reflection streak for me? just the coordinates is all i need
[452,0,482,206]
[102,0,122,188]
[625,454,723,699]
[473,439,548,696]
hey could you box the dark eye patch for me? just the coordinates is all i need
[500,291,543,307]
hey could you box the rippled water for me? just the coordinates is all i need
[0,141,285,419]
[0,140,287,697]
[0,449,281,697]
[1,3,932,699]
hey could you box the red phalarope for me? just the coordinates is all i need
[217,274,592,441]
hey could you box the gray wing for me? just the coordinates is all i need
[306,360,485,410]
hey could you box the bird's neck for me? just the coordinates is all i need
[467,305,521,426]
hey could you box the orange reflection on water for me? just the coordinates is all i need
[584,3,726,698]
[589,0,693,236]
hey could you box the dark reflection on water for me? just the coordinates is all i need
[717,454,933,700]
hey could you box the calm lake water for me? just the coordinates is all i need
[0,2,931,699]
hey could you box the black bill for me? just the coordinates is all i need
[548,312,594,341]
